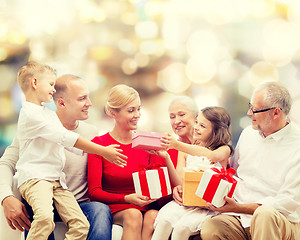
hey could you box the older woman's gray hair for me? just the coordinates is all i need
[168,96,199,117]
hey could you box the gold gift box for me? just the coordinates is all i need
[182,170,207,207]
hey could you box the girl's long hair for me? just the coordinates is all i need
[201,106,233,155]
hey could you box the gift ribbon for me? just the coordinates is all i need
[138,170,151,198]
[137,167,169,198]
[157,168,168,196]
[202,167,237,203]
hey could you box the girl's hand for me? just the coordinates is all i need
[173,185,183,205]
[161,134,178,150]
[124,193,156,207]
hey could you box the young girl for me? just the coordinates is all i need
[152,106,233,240]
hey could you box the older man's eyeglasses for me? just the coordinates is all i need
[248,103,281,114]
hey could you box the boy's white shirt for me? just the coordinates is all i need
[15,101,80,189]
[0,120,98,204]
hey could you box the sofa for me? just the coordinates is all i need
[0,175,123,240]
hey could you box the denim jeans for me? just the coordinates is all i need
[79,201,113,240]
[24,200,113,240]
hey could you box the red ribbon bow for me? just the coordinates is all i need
[201,167,237,203]
[210,166,236,183]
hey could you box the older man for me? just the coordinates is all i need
[200,81,300,240]
[0,75,113,240]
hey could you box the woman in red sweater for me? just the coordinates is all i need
[88,84,165,240]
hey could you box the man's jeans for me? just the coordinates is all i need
[79,201,113,240]
[24,200,113,240]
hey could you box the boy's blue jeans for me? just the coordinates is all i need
[24,200,113,240]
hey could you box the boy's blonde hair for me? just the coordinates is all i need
[17,61,56,92]
[105,84,139,116]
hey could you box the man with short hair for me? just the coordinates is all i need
[0,74,113,240]
[200,81,300,240]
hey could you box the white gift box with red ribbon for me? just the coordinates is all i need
[195,167,238,208]
[132,167,172,199]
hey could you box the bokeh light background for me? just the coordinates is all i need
[1,0,300,156]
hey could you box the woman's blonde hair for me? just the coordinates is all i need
[105,84,139,116]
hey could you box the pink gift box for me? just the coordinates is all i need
[195,167,238,208]
[132,131,167,150]
[132,167,172,199]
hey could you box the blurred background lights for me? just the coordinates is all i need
[195,94,219,110]
[201,0,244,25]
[153,92,176,125]
[187,30,219,58]
[7,31,26,45]
[144,0,163,17]
[121,58,138,75]
[135,21,158,39]
[0,65,16,92]
[262,19,299,66]
[186,57,216,84]
[250,0,275,18]
[0,48,7,61]
[118,39,137,54]
[140,40,164,55]
[0,96,14,119]
[137,108,151,131]
[15,0,75,36]
[89,46,113,61]
[157,62,191,93]
[248,61,279,87]
[69,40,87,59]
[161,17,185,50]
[134,52,149,67]
[1,0,300,155]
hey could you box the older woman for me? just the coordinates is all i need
[167,96,199,167]
[88,84,164,240]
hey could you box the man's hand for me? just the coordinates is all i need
[173,185,183,205]
[207,196,239,213]
[2,196,31,231]
[208,196,260,215]
[103,144,127,167]
[124,193,155,207]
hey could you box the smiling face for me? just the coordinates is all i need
[36,73,56,104]
[63,79,92,121]
[248,90,274,136]
[193,112,213,145]
[113,97,141,131]
[169,102,197,143]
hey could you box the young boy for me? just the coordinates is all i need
[15,62,127,240]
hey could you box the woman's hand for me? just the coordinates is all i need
[147,149,169,159]
[124,193,156,207]
[160,134,178,150]
[173,185,183,205]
